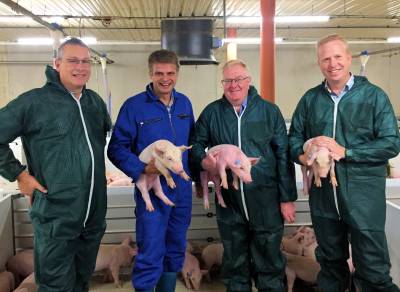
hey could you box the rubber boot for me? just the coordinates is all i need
[135,289,154,292]
[155,272,177,292]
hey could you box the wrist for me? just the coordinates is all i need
[17,170,29,181]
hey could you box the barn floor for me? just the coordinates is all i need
[89,276,317,291]
[89,278,227,291]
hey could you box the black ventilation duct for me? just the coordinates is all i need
[161,19,219,65]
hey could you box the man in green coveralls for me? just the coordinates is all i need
[191,59,297,292]
[0,38,111,291]
[289,34,400,291]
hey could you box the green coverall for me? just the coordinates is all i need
[289,76,400,292]
[0,66,111,292]
[191,86,297,292]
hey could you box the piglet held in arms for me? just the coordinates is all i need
[137,139,191,211]
[200,144,259,209]
[302,138,341,195]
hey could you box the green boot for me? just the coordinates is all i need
[155,272,177,292]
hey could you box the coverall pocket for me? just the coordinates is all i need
[138,117,162,127]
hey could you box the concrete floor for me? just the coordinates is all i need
[89,277,316,291]
[89,278,227,291]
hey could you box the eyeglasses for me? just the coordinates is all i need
[63,58,92,66]
[221,76,250,86]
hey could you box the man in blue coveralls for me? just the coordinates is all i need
[107,49,195,292]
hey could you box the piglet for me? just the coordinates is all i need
[137,139,191,211]
[302,138,340,195]
[6,249,34,286]
[281,232,306,256]
[181,251,208,290]
[13,273,36,292]
[294,226,316,246]
[283,251,320,292]
[201,243,223,281]
[200,144,259,209]
[95,237,137,288]
[0,271,15,292]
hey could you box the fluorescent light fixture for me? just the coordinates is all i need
[387,37,400,43]
[227,16,261,24]
[80,37,97,44]
[227,16,329,24]
[17,36,97,46]
[17,37,54,45]
[0,16,35,24]
[275,16,329,23]
[223,37,282,44]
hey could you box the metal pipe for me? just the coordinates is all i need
[0,0,114,64]
[223,0,227,39]
[0,13,398,21]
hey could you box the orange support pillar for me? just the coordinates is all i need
[226,27,237,60]
[260,0,276,103]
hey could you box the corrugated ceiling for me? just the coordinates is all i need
[0,0,399,42]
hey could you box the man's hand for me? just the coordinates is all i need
[280,202,296,223]
[313,136,345,161]
[144,159,160,174]
[17,171,47,206]
[298,153,308,166]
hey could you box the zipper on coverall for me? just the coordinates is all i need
[331,98,341,219]
[234,108,250,221]
[71,93,95,228]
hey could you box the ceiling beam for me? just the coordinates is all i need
[0,0,114,64]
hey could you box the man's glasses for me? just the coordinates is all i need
[63,58,92,66]
[221,76,250,86]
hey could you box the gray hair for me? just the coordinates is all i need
[57,37,89,59]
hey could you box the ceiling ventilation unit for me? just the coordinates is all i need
[161,19,220,65]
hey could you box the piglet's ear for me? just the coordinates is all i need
[154,143,166,156]
[303,138,315,152]
[179,145,192,153]
[307,153,317,165]
[122,236,132,245]
[329,151,341,161]
[249,157,260,166]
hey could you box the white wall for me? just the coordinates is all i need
[0,43,399,121]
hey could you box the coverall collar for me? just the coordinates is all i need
[146,82,177,104]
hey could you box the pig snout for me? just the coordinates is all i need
[240,173,252,184]
[170,162,184,174]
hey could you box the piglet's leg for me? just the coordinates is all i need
[179,171,191,181]
[200,171,210,209]
[232,173,239,190]
[301,165,309,195]
[330,160,338,187]
[136,174,155,212]
[152,175,175,207]
[312,164,322,187]
[212,175,226,208]
[109,257,122,288]
[155,160,176,189]
[285,266,296,292]
[218,163,228,189]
